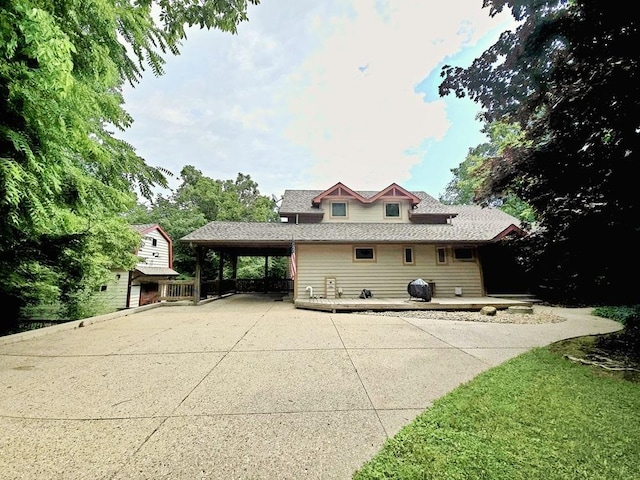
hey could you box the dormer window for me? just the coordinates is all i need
[331,202,347,218]
[384,202,401,218]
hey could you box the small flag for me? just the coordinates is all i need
[289,243,297,280]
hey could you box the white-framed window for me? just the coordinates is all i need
[353,246,376,262]
[384,202,401,218]
[436,247,448,265]
[403,246,415,265]
[331,201,347,218]
[152,238,158,247]
[453,247,475,261]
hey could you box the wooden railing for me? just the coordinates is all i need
[158,280,195,302]
[158,278,294,303]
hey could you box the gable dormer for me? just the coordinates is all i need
[311,182,421,207]
[312,183,422,223]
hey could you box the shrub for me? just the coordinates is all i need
[592,305,640,326]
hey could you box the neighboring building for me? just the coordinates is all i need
[99,224,180,310]
[181,182,526,301]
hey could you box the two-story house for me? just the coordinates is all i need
[100,223,180,310]
[181,182,526,303]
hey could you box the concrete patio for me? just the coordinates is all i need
[0,294,622,479]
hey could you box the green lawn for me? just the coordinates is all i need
[353,346,640,480]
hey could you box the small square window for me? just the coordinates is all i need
[454,247,474,261]
[354,247,375,261]
[385,202,400,218]
[403,247,414,265]
[100,285,108,292]
[437,247,447,264]
[331,202,347,217]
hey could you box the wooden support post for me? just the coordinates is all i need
[194,246,202,305]
[232,254,238,292]
[218,251,224,297]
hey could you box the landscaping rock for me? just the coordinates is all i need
[480,306,497,316]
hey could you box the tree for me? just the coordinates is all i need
[174,166,279,223]
[440,121,536,224]
[439,0,640,305]
[0,1,259,330]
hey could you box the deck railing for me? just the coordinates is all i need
[159,278,294,303]
[158,280,195,302]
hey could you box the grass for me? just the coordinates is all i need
[353,346,640,479]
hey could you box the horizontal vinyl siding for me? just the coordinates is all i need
[137,229,170,268]
[96,270,129,310]
[295,243,483,299]
[320,199,412,223]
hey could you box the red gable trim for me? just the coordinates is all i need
[312,182,365,205]
[492,224,526,241]
[312,182,421,206]
[367,183,421,205]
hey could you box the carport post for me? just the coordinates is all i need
[231,254,238,291]
[194,246,202,305]
[264,255,269,293]
[217,250,224,297]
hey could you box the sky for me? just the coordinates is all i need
[118,0,517,201]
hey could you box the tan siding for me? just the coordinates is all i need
[295,243,483,299]
[320,199,413,223]
[96,270,129,310]
[137,229,170,268]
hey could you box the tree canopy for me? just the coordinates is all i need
[0,1,259,329]
[439,0,639,305]
[440,121,536,224]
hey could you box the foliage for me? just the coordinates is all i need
[174,166,279,223]
[354,347,640,479]
[0,0,258,329]
[592,305,640,361]
[440,121,536,224]
[593,305,640,327]
[439,1,640,305]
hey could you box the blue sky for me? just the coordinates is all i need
[118,0,516,201]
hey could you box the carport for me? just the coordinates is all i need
[184,240,293,300]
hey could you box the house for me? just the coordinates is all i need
[180,182,527,303]
[99,223,180,310]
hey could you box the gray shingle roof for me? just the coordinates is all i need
[135,266,180,276]
[181,208,522,245]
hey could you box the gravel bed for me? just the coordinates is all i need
[358,308,566,324]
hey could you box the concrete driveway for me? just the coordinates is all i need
[0,294,622,479]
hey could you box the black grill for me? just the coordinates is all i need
[407,278,432,302]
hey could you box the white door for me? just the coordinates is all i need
[129,285,141,308]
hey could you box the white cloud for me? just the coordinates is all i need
[282,0,511,190]
[118,0,514,198]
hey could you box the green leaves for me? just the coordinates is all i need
[439,0,640,304]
